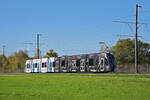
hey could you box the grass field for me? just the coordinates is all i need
[0,73,150,100]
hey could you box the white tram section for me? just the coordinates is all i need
[41,57,55,73]
[32,59,41,73]
[48,57,55,72]
[41,58,49,73]
[25,60,32,73]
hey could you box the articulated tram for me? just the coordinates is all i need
[25,52,117,73]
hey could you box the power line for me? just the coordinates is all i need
[112,20,146,25]
[117,34,143,40]
[36,32,40,59]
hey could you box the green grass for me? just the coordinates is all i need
[0,73,150,100]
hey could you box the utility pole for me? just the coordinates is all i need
[2,45,5,56]
[135,4,141,74]
[37,33,40,59]
[2,45,5,73]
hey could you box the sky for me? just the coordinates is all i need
[0,0,150,57]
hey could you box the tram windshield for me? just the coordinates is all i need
[107,53,116,66]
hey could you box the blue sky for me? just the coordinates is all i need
[0,0,150,56]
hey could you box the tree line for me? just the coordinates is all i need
[112,38,150,65]
[112,38,150,73]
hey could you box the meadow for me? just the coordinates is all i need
[0,73,150,100]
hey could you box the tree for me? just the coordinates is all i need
[8,50,29,72]
[112,38,134,65]
[112,38,150,65]
[45,49,58,58]
[0,54,9,73]
[138,40,150,64]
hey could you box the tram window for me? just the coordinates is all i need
[35,63,37,68]
[80,61,83,66]
[76,60,80,66]
[45,63,47,67]
[53,62,55,67]
[42,63,44,68]
[89,59,94,66]
[81,60,85,66]
[42,63,46,68]
[105,58,108,65]
[61,60,65,66]
[100,59,104,65]
[108,54,114,63]
[82,62,85,66]
[72,60,76,66]
[56,61,59,66]
[81,62,85,66]
[27,64,30,68]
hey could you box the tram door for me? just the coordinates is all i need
[80,59,86,72]
[54,57,60,72]
[100,58,105,72]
